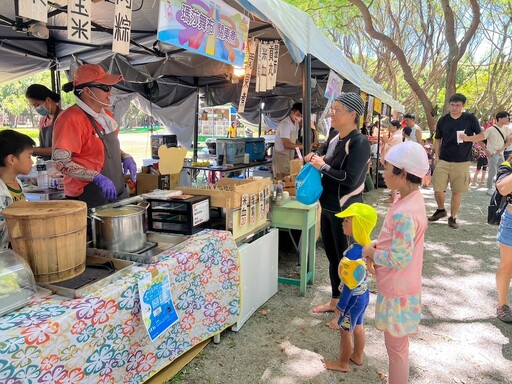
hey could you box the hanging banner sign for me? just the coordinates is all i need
[255,41,279,93]
[112,0,133,55]
[157,0,249,67]
[366,95,374,121]
[138,267,179,341]
[238,38,257,113]
[271,41,280,88]
[67,0,92,44]
[267,43,279,89]
[318,99,333,136]
[256,41,268,92]
[324,70,343,101]
[18,0,47,23]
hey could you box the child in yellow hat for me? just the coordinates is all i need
[323,202,377,373]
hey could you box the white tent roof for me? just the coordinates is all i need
[0,0,403,112]
[237,0,404,113]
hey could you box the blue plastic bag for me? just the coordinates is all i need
[295,163,323,205]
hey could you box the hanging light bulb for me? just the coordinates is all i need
[28,22,49,39]
[233,67,245,77]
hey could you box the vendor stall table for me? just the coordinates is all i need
[270,200,318,295]
[0,230,240,384]
[182,159,272,185]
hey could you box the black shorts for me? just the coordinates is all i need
[476,157,488,171]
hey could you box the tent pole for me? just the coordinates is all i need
[375,114,382,189]
[193,80,199,161]
[258,101,262,137]
[48,38,60,93]
[302,54,312,157]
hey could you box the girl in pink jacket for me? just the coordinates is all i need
[363,141,430,384]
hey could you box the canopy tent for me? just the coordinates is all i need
[0,0,404,151]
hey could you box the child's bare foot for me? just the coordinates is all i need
[350,355,363,366]
[312,302,335,313]
[326,317,340,330]
[324,360,349,372]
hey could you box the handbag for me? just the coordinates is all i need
[487,189,508,225]
[488,160,512,225]
[295,163,323,205]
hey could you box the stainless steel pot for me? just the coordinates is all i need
[92,203,148,252]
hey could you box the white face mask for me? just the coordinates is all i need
[86,87,112,107]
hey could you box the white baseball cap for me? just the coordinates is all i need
[385,141,429,178]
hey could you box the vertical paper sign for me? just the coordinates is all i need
[366,95,374,122]
[324,70,343,101]
[238,38,257,113]
[256,41,268,92]
[157,0,249,67]
[18,0,47,23]
[138,267,179,341]
[240,193,248,226]
[271,41,280,88]
[68,0,91,44]
[249,194,256,224]
[113,0,132,55]
[266,43,274,90]
[319,99,333,136]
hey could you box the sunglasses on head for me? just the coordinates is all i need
[86,84,112,92]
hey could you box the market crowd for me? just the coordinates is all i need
[1,63,511,384]
[272,91,512,383]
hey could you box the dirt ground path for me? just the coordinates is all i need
[169,181,512,384]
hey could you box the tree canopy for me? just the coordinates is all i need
[288,0,512,130]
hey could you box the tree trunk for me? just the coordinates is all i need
[347,0,437,132]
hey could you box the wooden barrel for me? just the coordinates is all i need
[3,200,87,283]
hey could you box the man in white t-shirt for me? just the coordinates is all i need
[272,102,303,178]
[479,111,512,194]
[403,113,422,143]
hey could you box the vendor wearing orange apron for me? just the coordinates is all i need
[52,64,137,208]
[271,102,303,178]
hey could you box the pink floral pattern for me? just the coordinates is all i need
[0,230,240,383]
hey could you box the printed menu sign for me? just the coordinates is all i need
[138,267,179,341]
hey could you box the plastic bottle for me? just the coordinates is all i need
[275,180,284,205]
[36,158,48,189]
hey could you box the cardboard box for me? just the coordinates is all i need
[136,173,171,195]
[290,159,303,176]
[136,165,181,195]
[180,177,272,208]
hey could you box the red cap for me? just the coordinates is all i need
[73,64,123,87]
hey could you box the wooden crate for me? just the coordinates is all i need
[180,177,272,241]
[180,177,272,208]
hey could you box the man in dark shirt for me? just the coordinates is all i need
[428,93,484,228]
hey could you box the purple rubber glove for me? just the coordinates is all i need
[122,156,137,182]
[93,174,117,201]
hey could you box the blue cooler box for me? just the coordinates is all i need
[216,138,246,164]
[245,138,266,162]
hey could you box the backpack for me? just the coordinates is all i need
[487,161,512,225]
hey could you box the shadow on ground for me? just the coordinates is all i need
[169,181,512,384]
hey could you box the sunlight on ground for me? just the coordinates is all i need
[260,340,326,383]
[423,272,496,320]
[290,317,323,327]
[412,322,510,382]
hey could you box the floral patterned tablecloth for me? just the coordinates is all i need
[0,229,240,384]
